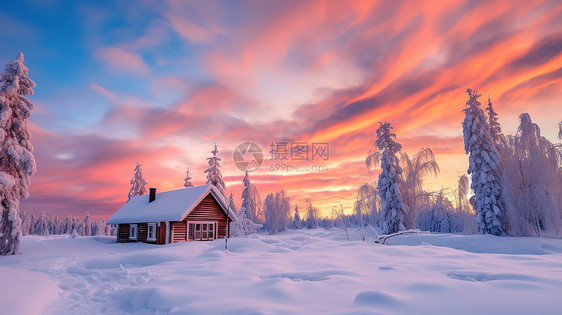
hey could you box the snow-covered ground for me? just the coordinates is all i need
[1,229,562,314]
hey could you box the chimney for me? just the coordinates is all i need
[149,188,156,203]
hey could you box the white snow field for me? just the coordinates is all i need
[1,230,562,314]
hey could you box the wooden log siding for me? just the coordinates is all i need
[118,224,130,242]
[137,223,148,242]
[171,222,187,243]
[118,223,149,242]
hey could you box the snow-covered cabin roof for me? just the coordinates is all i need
[107,184,236,224]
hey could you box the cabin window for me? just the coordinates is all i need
[195,224,201,240]
[202,224,208,239]
[129,224,138,240]
[188,223,194,240]
[147,223,157,241]
[188,222,216,240]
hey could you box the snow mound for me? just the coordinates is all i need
[0,266,60,315]
[386,233,562,254]
[353,290,401,306]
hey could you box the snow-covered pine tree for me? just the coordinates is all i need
[240,171,256,222]
[52,214,60,235]
[204,143,226,196]
[0,53,37,255]
[63,214,73,235]
[184,167,193,188]
[228,192,237,214]
[83,213,92,236]
[305,199,319,229]
[34,211,49,236]
[375,122,408,234]
[293,203,302,229]
[231,172,262,237]
[462,89,506,236]
[19,209,36,236]
[485,96,504,147]
[127,163,147,202]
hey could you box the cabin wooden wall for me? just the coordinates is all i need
[117,223,151,243]
[137,223,148,242]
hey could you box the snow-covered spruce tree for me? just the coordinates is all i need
[375,122,408,234]
[485,96,504,147]
[83,213,92,236]
[228,192,237,214]
[240,170,262,223]
[52,214,60,235]
[63,214,73,235]
[184,167,193,188]
[501,113,561,236]
[34,211,50,236]
[19,209,35,236]
[205,143,226,197]
[462,89,506,236]
[0,53,37,255]
[292,203,302,229]
[127,163,147,202]
[231,172,261,237]
[305,199,319,229]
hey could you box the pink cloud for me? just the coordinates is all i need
[95,47,149,74]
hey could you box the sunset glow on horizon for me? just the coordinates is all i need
[2,0,561,219]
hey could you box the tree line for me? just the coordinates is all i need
[19,210,116,237]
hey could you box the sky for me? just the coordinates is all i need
[2,0,561,219]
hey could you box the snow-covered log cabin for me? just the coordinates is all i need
[107,184,236,244]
